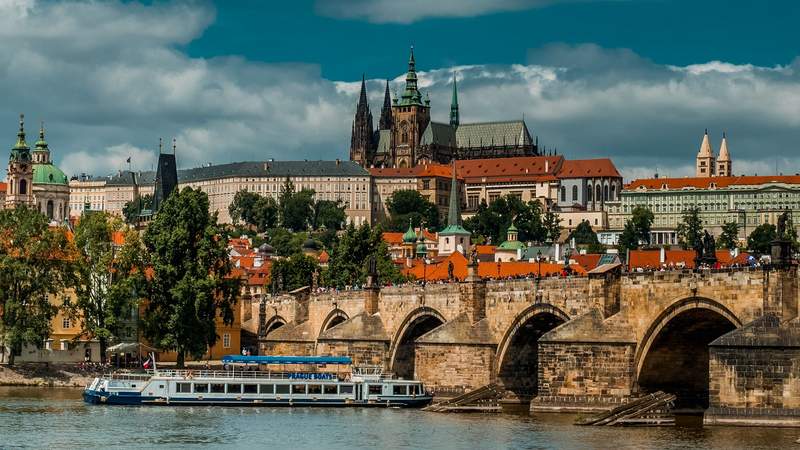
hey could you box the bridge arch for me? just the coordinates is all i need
[262,315,288,338]
[319,309,349,336]
[635,296,741,409]
[494,303,570,399]
[388,307,446,380]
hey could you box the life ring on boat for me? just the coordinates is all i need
[186,370,194,380]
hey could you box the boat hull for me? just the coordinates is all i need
[83,388,432,408]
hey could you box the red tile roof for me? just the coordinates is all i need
[370,163,462,180]
[0,182,6,193]
[628,249,751,270]
[557,158,621,179]
[456,156,562,183]
[477,245,496,255]
[318,250,330,264]
[572,254,602,272]
[402,251,587,281]
[626,175,800,191]
[383,232,404,245]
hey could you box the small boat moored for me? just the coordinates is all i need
[83,354,433,408]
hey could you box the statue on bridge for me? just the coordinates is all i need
[693,233,705,269]
[702,231,717,267]
[366,255,379,288]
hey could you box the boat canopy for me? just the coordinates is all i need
[221,355,353,365]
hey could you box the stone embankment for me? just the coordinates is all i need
[0,364,96,387]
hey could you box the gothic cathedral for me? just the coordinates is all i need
[350,47,539,168]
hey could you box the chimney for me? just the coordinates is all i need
[545,159,549,173]
[336,158,341,166]
[659,247,666,264]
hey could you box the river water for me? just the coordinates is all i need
[0,387,797,449]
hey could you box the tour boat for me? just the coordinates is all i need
[83,355,433,408]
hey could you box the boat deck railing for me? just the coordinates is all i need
[144,369,345,381]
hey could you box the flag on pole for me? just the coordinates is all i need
[143,355,152,369]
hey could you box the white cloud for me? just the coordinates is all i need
[314,0,618,24]
[1,3,799,185]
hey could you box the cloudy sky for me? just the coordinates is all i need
[1,0,799,181]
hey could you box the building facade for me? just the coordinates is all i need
[71,160,372,226]
[350,47,538,169]
[4,115,70,222]
[606,175,800,246]
[369,163,465,224]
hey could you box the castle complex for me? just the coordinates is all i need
[350,47,538,169]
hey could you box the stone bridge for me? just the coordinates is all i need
[247,263,800,426]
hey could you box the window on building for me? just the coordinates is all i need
[223,333,231,348]
[62,317,71,329]
[572,186,578,202]
[587,185,593,201]
[560,187,566,202]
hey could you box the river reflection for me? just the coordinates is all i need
[0,387,797,450]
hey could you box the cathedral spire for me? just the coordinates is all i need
[447,160,461,228]
[349,73,374,166]
[449,72,460,127]
[32,121,51,164]
[13,114,28,151]
[378,80,393,130]
[399,45,423,106]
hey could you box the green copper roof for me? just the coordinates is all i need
[439,224,471,236]
[450,72,459,127]
[398,46,425,107]
[416,241,428,255]
[402,222,417,243]
[34,123,48,151]
[508,223,518,232]
[33,163,68,185]
[10,114,31,163]
[497,240,525,250]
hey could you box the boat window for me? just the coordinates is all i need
[339,385,353,395]
[176,383,191,393]
[292,384,306,395]
[323,385,337,395]
[211,383,225,394]
[368,385,382,395]
[275,384,290,394]
[416,384,424,395]
[194,383,209,393]
[260,384,274,394]
[307,384,322,395]
[243,384,258,394]
[227,384,242,394]
[393,385,408,396]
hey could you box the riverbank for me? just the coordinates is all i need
[0,364,94,387]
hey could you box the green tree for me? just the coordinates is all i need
[463,195,541,244]
[717,221,740,250]
[68,213,146,362]
[278,179,315,231]
[0,206,72,366]
[543,211,562,243]
[384,189,440,231]
[324,223,403,288]
[618,219,640,253]
[747,223,776,255]
[567,220,605,253]
[141,188,240,368]
[229,190,279,232]
[313,200,346,231]
[269,254,320,293]
[676,207,703,250]
[630,206,654,246]
[268,228,307,257]
[122,194,152,225]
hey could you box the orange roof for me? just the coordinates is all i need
[318,250,330,264]
[370,163,462,180]
[572,254,602,272]
[383,232,404,245]
[626,175,800,191]
[402,251,586,281]
[557,158,621,179]
[420,229,437,241]
[456,156,562,183]
[628,249,749,270]
[0,182,6,193]
[477,245,496,255]
[228,238,251,249]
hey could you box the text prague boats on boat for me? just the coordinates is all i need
[83,355,433,407]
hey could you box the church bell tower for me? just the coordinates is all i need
[5,114,34,208]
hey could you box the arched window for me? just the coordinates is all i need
[587,185,593,201]
[560,186,566,202]
[400,122,409,144]
[572,185,578,202]
[604,185,609,201]
[46,200,54,220]
[595,185,601,202]
[611,184,616,199]
[19,179,27,195]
